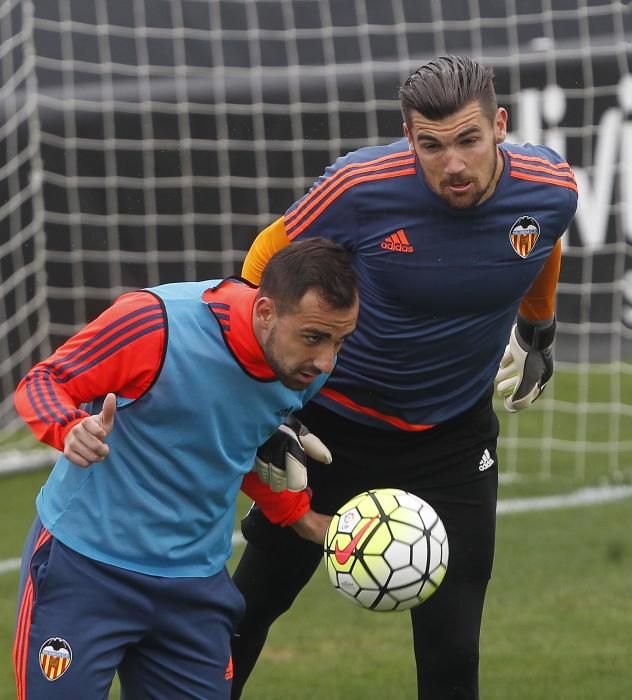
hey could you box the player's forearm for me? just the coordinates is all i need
[14,368,86,450]
[290,509,332,544]
[240,471,311,526]
[519,239,561,321]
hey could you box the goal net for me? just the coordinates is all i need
[0,0,50,464]
[1,0,631,494]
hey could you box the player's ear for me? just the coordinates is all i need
[253,296,276,328]
[403,122,414,151]
[494,107,508,143]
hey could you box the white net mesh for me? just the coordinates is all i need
[1,0,631,491]
[0,0,49,445]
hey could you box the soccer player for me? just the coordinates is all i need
[231,56,578,699]
[12,238,358,699]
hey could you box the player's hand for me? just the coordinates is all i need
[495,317,556,412]
[254,416,332,492]
[63,393,117,467]
[291,509,332,544]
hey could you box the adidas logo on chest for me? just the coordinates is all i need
[380,229,414,253]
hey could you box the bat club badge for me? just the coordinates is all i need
[509,216,540,258]
[39,637,72,681]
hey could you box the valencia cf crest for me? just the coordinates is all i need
[39,637,72,681]
[509,216,540,258]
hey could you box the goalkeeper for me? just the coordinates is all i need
[231,56,577,700]
[12,239,358,699]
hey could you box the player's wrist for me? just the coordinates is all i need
[516,315,556,351]
[276,489,312,527]
[291,508,331,544]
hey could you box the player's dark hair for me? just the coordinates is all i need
[399,55,497,124]
[258,238,358,315]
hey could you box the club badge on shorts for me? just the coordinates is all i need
[39,637,72,681]
[509,216,540,258]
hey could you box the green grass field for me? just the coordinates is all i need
[1,365,631,698]
[1,468,631,699]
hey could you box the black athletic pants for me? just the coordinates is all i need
[231,393,499,699]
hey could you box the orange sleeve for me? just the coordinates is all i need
[519,239,562,321]
[240,471,311,526]
[13,292,166,451]
[241,217,290,285]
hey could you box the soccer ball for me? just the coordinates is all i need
[323,488,449,612]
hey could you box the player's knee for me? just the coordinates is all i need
[233,567,302,626]
[238,591,297,628]
[235,506,322,624]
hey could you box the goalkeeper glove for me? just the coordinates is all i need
[495,316,556,413]
[254,416,332,492]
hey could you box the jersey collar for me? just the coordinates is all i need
[203,278,276,381]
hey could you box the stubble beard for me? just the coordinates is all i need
[263,326,311,391]
[440,144,501,209]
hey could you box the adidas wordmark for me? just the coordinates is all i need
[478,449,495,471]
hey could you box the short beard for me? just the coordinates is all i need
[441,143,500,209]
[262,326,310,391]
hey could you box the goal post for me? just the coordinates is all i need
[1,0,631,493]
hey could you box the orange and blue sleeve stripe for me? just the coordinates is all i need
[507,150,577,192]
[241,150,416,281]
[284,150,416,240]
[47,303,164,384]
[14,292,166,450]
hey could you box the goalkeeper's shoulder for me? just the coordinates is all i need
[241,218,289,284]
[503,141,578,216]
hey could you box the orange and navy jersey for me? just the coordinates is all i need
[273,138,577,429]
[14,285,313,538]
[13,292,166,450]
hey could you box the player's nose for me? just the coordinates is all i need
[443,149,466,174]
[313,347,336,374]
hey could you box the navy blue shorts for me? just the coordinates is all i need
[14,518,245,699]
